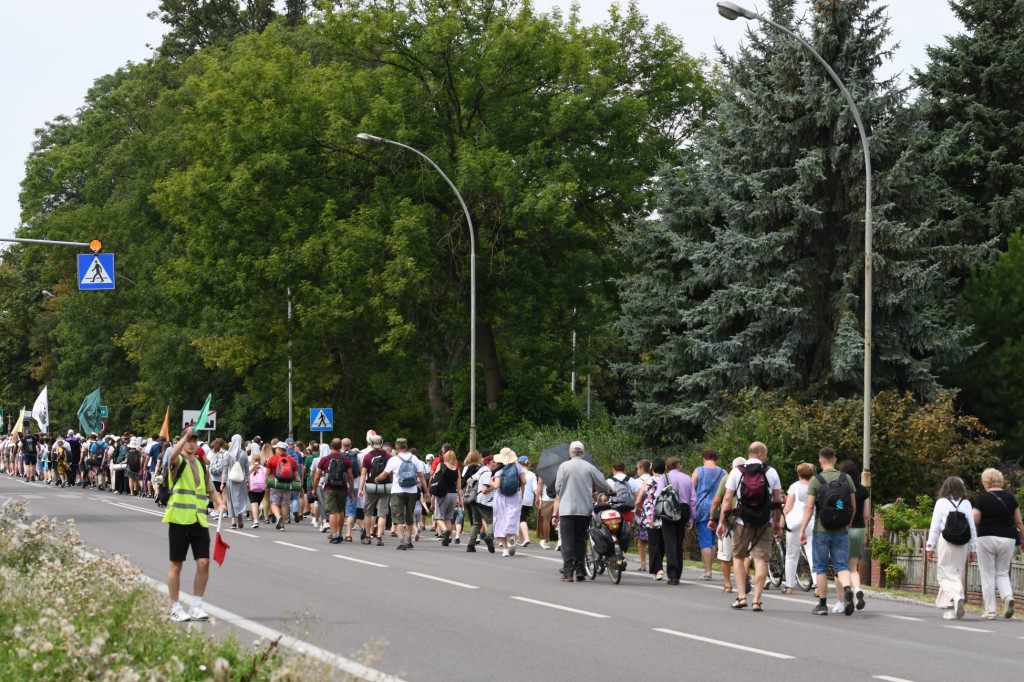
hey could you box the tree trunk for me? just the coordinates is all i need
[477,321,502,410]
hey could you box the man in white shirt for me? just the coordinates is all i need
[377,438,427,550]
[716,441,782,612]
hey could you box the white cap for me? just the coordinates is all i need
[569,440,584,453]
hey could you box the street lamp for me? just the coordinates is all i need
[717,1,873,492]
[355,133,478,451]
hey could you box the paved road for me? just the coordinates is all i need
[3,476,1020,681]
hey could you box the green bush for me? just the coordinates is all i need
[700,389,1000,504]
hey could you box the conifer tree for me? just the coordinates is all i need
[617,0,986,440]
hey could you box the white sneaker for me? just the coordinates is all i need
[502,549,510,557]
[942,609,957,620]
[539,539,550,550]
[1004,596,1015,619]
[955,597,965,620]
[508,540,517,557]
[189,605,210,621]
[251,521,259,529]
[170,604,191,622]
[320,522,329,533]
[831,601,844,613]
[311,516,319,526]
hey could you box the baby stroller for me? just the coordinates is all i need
[584,502,632,584]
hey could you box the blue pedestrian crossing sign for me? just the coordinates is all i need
[310,408,333,431]
[78,253,115,290]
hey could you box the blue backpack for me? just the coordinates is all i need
[397,455,418,488]
[499,463,520,496]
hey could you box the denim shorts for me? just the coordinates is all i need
[345,494,358,518]
[812,530,850,574]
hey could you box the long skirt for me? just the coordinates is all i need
[492,491,520,537]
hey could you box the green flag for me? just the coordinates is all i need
[194,393,212,431]
[77,386,103,434]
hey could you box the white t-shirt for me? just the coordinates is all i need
[725,461,782,526]
[785,480,814,530]
[383,452,427,494]
[522,470,537,506]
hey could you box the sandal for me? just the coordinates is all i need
[344,536,353,542]
[782,587,793,595]
[722,586,734,593]
[731,598,748,609]
[752,602,764,612]
[701,572,712,581]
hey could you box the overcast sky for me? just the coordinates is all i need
[0,1,963,243]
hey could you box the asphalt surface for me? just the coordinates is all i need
[3,475,1021,681]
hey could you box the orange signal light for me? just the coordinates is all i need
[89,239,103,252]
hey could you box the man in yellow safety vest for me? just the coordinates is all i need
[163,427,228,622]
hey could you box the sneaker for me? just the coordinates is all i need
[843,586,855,616]
[483,535,495,554]
[982,612,998,620]
[292,511,301,524]
[170,603,191,622]
[508,541,516,557]
[561,571,573,582]
[1005,596,1015,619]
[575,573,587,582]
[466,545,477,552]
[276,522,285,531]
[955,597,965,620]
[376,537,384,547]
[555,542,561,551]
[539,539,550,550]
[189,605,210,621]
[855,589,865,611]
[396,543,407,550]
[329,536,342,544]
[405,542,414,549]
[320,522,330,534]
[832,601,844,614]
[441,530,452,546]
[502,549,510,557]
[454,537,461,544]
[943,609,957,620]
[521,540,530,548]
[251,521,259,529]
[811,603,829,616]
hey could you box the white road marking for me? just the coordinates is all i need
[274,541,317,552]
[884,614,924,622]
[510,596,608,618]
[225,529,259,538]
[653,628,796,660]
[520,552,563,563]
[873,676,917,682]
[944,625,993,633]
[107,501,165,517]
[334,555,389,568]
[408,571,478,589]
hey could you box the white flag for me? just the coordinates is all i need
[32,385,49,432]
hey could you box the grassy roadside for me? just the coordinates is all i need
[0,499,341,680]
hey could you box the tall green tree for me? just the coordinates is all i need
[914,0,1024,247]
[616,0,987,442]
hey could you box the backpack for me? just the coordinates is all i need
[942,500,972,545]
[610,474,634,511]
[127,449,142,473]
[429,466,445,497]
[737,461,772,526]
[815,472,853,530]
[464,467,483,504]
[249,465,267,492]
[499,463,520,496]
[368,451,388,484]
[275,457,295,482]
[655,474,687,523]
[326,455,349,488]
[209,450,227,476]
[396,455,418,488]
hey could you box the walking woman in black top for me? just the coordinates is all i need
[973,468,1024,619]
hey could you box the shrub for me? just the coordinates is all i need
[700,389,1000,503]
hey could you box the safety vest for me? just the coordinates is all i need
[162,456,209,527]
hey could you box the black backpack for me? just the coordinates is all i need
[815,472,853,530]
[942,500,972,545]
[429,466,445,497]
[368,451,388,483]
[737,461,772,526]
[326,455,349,488]
[127,449,142,473]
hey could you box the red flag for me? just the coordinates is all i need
[213,515,230,566]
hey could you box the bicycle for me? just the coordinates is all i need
[767,530,813,591]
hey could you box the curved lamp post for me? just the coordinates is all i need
[355,133,478,452]
[717,1,873,491]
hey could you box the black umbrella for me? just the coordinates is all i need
[535,443,599,495]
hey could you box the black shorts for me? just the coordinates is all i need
[23,455,37,467]
[520,505,533,523]
[247,490,264,505]
[168,522,210,562]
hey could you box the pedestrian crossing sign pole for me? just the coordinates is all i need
[310,408,333,432]
[78,253,115,290]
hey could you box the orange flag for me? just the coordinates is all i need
[159,406,170,441]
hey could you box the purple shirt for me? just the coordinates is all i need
[657,469,697,514]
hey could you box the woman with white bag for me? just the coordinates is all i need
[223,434,250,529]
